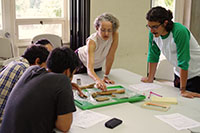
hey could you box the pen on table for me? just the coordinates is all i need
[146,102,167,108]
[150,91,162,97]
[148,91,163,99]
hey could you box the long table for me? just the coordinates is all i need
[57,68,200,133]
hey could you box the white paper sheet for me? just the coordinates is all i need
[129,83,162,92]
[155,113,200,130]
[72,110,110,129]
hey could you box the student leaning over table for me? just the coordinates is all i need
[0,45,49,122]
[34,39,84,97]
[0,47,79,133]
[75,13,120,91]
[141,6,200,98]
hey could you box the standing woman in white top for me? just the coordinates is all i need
[76,13,120,90]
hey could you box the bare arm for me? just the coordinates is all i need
[179,68,188,91]
[141,62,158,82]
[103,32,119,84]
[105,31,119,75]
[179,68,200,98]
[71,82,85,97]
[55,113,73,132]
[87,40,106,90]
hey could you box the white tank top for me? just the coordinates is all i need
[78,32,113,69]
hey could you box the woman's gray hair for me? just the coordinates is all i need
[94,13,119,32]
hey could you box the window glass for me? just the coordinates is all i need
[18,24,62,39]
[152,0,175,19]
[16,0,64,18]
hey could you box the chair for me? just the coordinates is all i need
[0,37,14,68]
[32,34,63,48]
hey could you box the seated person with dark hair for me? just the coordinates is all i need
[0,47,79,133]
[34,38,54,51]
[0,39,52,71]
[34,38,85,97]
[0,45,49,122]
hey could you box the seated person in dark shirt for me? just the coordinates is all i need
[0,47,79,133]
[0,45,49,122]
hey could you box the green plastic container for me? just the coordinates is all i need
[74,85,145,110]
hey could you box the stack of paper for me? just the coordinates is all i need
[155,113,200,130]
[129,83,162,92]
[73,110,110,128]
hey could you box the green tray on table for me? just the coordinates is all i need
[74,85,145,110]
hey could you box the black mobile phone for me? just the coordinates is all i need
[105,118,122,129]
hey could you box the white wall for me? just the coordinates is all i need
[90,0,150,76]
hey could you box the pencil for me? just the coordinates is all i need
[146,102,167,108]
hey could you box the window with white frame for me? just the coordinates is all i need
[15,0,69,43]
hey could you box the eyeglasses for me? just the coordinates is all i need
[100,29,113,33]
[146,23,162,30]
